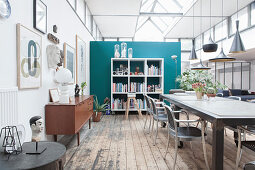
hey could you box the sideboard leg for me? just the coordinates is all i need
[89,118,91,129]
[54,135,57,142]
[77,132,80,146]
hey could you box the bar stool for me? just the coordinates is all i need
[125,93,142,119]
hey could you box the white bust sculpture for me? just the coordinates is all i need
[46,45,63,69]
[29,116,44,142]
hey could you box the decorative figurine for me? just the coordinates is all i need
[53,25,57,33]
[46,45,63,69]
[75,84,80,97]
[29,116,44,142]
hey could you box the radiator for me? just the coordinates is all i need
[0,87,18,128]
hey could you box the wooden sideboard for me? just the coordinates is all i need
[45,95,93,145]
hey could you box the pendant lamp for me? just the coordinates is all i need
[209,0,235,62]
[189,0,198,60]
[191,0,210,70]
[203,0,218,52]
[229,0,245,53]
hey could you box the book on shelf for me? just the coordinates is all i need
[112,98,145,109]
[148,65,161,75]
[112,83,128,92]
[130,82,145,92]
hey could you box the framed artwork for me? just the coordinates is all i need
[76,35,86,84]
[17,23,42,89]
[64,43,76,84]
[49,88,59,103]
[33,0,47,34]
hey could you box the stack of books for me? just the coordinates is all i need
[112,98,127,109]
[148,65,161,75]
[112,83,128,92]
[129,99,145,109]
[130,82,145,92]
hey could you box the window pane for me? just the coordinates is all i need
[181,39,192,51]
[215,62,224,85]
[68,0,76,9]
[208,62,215,83]
[195,35,202,50]
[76,0,85,23]
[230,7,248,34]
[225,62,232,88]
[233,63,241,89]
[251,2,255,25]
[86,6,92,32]
[181,52,190,61]
[93,20,97,38]
[242,63,250,89]
[151,17,167,32]
[203,28,214,44]
[119,38,133,41]
[215,20,227,42]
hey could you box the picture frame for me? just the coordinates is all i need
[64,43,76,84]
[17,23,42,89]
[33,0,47,34]
[49,88,59,103]
[76,35,86,84]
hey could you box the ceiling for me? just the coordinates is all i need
[85,0,254,38]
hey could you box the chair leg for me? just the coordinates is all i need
[151,118,154,137]
[148,115,152,134]
[173,136,178,170]
[235,129,242,170]
[201,121,210,170]
[154,119,159,146]
[144,111,148,129]
[225,128,227,136]
[164,130,170,159]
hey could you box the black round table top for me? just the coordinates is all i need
[0,141,66,170]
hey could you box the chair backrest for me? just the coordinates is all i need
[149,98,158,116]
[144,95,151,110]
[164,105,176,131]
[228,96,241,101]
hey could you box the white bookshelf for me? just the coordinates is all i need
[111,58,164,112]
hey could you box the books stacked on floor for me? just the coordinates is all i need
[148,65,161,75]
[112,83,128,92]
[130,82,145,92]
[129,99,145,109]
[112,98,127,109]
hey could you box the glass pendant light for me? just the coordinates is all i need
[189,0,198,60]
[203,0,218,52]
[229,0,245,53]
[209,0,235,62]
[191,0,210,70]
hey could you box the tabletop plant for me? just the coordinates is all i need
[80,82,87,95]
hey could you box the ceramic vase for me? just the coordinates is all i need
[196,91,203,100]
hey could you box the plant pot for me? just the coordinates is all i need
[196,91,203,100]
[207,93,216,98]
[93,112,102,122]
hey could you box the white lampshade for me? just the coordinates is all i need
[55,68,72,84]
[171,55,177,60]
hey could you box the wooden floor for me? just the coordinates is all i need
[60,114,255,170]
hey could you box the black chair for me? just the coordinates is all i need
[244,161,255,170]
[164,105,210,170]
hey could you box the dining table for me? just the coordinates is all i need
[160,93,255,170]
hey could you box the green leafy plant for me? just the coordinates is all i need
[206,87,216,94]
[80,82,87,95]
[94,96,108,116]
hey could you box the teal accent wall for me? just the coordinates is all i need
[90,41,181,104]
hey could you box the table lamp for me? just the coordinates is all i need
[55,68,72,103]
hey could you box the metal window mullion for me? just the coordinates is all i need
[150,19,164,33]
[224,62,226,85]
[241,63,243,89]
[232,63,234,89]
[248,4,252,27]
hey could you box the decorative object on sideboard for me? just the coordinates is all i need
[114,44,120,58]
[17,23,42,89]
[64,43,76,84]
[0,0,11,18]
[33,0,47,34]
[27,116,47,154]
[47,33,60,44]
[46,45,63,69]
[55,67,72,104]
[93,96,108,122]
[76,35,86,84]
[0,125,24,154]
[81,82,87,95]
[53,25,57,33]
[121,42,127,58]
[75,84,80,97]
[128,48,133,58]
[49,88,59,103]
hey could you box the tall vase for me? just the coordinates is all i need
[196,91,203,100]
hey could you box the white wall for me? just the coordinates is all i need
[0,0,94,142]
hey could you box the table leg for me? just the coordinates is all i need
[77,132,80,146]
[212,120,224,170]
[89,118,91,129]
[54,135,57,142]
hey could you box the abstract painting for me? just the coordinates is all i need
[17,23,42,89]
[33,0,47,34]
[64,43,76,84]
[76,35,86,84]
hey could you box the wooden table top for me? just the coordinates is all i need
[161,94,255,119]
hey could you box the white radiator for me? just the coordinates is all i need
[0,87,18,128]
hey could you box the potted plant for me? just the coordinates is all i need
[192,82,205,100]
[206,87,216,98]
[93,96,108,122]
[80,82,87,95]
